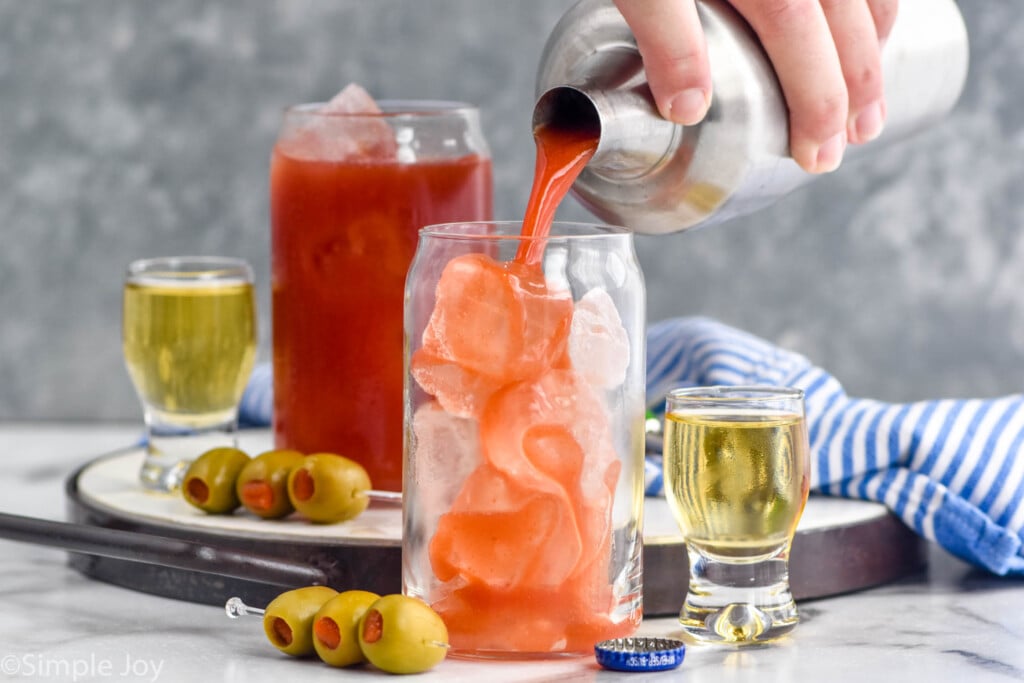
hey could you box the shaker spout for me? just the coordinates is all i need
[533,84,680,181]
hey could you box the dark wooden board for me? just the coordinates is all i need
[65,450,927,616]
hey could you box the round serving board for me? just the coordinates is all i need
[66,448,926,616]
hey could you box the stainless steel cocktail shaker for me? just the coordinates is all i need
[534,0,969,235]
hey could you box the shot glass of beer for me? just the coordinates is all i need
[664,386,811,644]
[122,256,257,492]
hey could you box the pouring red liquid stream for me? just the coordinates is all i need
[515,122,600,266]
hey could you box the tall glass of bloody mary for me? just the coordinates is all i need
[403,221,646,657]
[271,99,492,492]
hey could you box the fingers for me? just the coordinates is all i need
[613,0,712,125]
[820,0,886,144]
[731,0,848,173]
[867,0,899,45]
[615,0,895,171]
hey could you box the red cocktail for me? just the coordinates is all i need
[271,96,492,491]
[402,116,645,657]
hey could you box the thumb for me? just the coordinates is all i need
[613,0,712,124]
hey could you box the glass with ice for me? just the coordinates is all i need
[271,86,492,492]
[403,221,646,657]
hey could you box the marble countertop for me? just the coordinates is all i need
[0,423,1022,683]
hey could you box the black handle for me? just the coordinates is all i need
[0,511,329,588]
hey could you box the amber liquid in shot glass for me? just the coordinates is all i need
[664,386,810,644]
[123,256,257,492]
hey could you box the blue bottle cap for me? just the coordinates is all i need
[594,636,686,672]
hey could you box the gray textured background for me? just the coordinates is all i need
[0,0,1020,421]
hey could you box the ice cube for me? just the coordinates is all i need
[521,424,585,489]
[422,253,573,385]
[430,464,583,590]
[322,82,383,115]
[429,368,622,597]
[479,369,617,486]
[276,83,397,162]
[410,401,481,527]
[410,349,500,419]
[479,369,620,572]
[568,287,630,390]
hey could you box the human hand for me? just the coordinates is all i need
[612,0,898,174]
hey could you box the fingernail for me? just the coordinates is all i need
[813,131,846,173]
[666,89,710,125]
[850,101,885,144]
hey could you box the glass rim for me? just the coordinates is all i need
[126,255,253,282]
[419,220,632,241]
[285,100,479,119]
[666,385,804,402]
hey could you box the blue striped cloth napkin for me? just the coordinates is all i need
[239,317,1024,576]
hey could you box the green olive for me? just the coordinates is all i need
[358,594,449,674]
[287,453,372,524]
[311,590,380,667]
[181,447,250,514]
[262,586,339,657]
[236,449,305,519]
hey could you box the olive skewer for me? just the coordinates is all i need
[182,448,401,522]
[225,593,451,667]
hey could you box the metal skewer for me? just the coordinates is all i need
[225,596,265,618]
[366,490,402,504]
